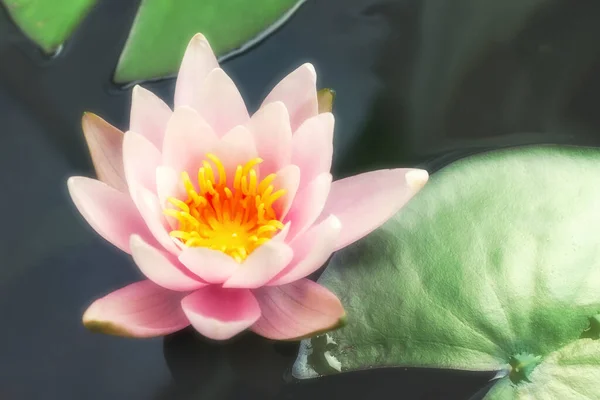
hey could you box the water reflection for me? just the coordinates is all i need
[163,329,296,399]
[368,0,600,167]
[162,330,494,399]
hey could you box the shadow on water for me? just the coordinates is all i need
[2,0,600,398]
[161,329,495,400]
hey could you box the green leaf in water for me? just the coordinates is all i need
[2,0,96,53]
[484,340,600,399]
[114,0,305,83]
[508,353,542,384]
[293,146,600,399]
[581,314,600,340]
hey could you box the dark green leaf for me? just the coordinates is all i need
[114,0,305,83]
[2,0,96,53]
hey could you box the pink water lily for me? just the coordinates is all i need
[68,33,428,341]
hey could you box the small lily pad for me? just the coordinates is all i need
[293,146,600,399]
[114,0,305,83]
[2,0,96,53]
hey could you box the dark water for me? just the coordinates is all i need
[2,0,600,398]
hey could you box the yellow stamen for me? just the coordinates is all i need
[198,168,208,194]
[207,153,226,185]
[164,155,286,262]
[258,174,276,193]
[242,157,262,176]
[202,161,215,183]
[170,231,191,240]
[265,189,286,208]
[167,198,189,213]
[249,170,258,196]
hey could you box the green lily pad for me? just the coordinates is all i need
[293,146,600,399]
[2,0,96,53]
[484,339,600,399]
[114,0,305,83]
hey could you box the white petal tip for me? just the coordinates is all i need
[186,33,213,52]
[131,85,160,103]
[321,112,335,126]
[405,169,429,192]
[268,100,288,112]
[303,63,317,82]
[173,104,199,114]
[81,111,94,124]
[190,33,208,43]
[66,176,87,193]
[66,176,78,187]
[330,215,342,230]
[131,85,149,102]
[221,281,238,289]
[129,234,143,247]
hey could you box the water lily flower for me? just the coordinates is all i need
[68,33,429,341]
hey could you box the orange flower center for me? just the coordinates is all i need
[164,154,285,263]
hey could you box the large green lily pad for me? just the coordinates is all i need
[2,0,96,53]
[293,146,600,399]
[114,0,305,83]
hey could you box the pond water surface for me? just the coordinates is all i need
[2,0,600,398]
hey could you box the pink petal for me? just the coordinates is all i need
[130,235,207,291]
[81,112,127,192]
[130,85,172,149]
[223,242,293,289]
[292,113,334,188]
[261,63,318,132]
[67,177,151,254]
[83,280,189,338]
[272,222,291,243]
[136,187,181,255]
[156,166,184,210]
[251,279,346,340]
[174,33,219,109]
[268,215,341,286]
[321,169,429,251]
[179,247,239,284]
[272,165,300,219]
[181,286,261,340]
[162,106,219,174]
[285,173,333,240]
[156,166,186,230]
[123,130,162,202]
[213,125,257,186]
[192,68,249,136]
[246,101,292,176]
